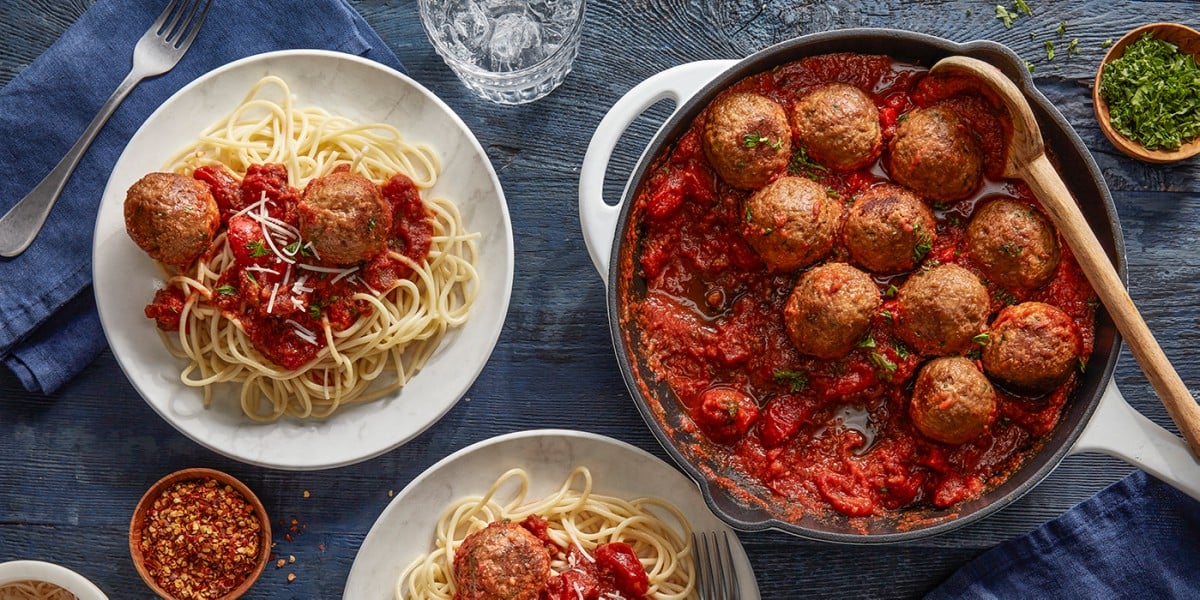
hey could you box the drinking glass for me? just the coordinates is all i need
[417,0,586,104]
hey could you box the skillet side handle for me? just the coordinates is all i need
[579,60,734,285]
[1072,378,1200,502]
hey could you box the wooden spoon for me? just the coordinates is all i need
[929,55,1200,458]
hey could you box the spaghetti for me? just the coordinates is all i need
[0,581,77,600]
[396,467,696,600]
[141,76,479,421]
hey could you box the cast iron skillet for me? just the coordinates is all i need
[580,29,1199,542]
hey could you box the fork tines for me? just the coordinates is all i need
[692,530,740,600]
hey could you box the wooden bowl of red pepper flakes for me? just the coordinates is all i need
[129,468,271,600]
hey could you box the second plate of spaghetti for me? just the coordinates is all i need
[93,50,513,470]
[344,429,760,599]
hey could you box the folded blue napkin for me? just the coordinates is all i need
[926,469,1200,599]
[0,0,405,394]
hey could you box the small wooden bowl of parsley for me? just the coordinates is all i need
[1093,22,1200,163]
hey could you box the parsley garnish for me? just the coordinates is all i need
[744,133,782,149]
[1056,21,1067,36]
[787,146,826,177]
[308,304,322,319]
[368,217,377,231]
[1044,40,1056,61]
[973,332,991,345]
[858,335,877,349]
[880,309,894,323]
[1100,33,1200,150]
[912,224,932,262]
[884,284,898,298]
[773,369,809,392]
[245,240,270,258]
[869,352,897,376]
[995,5,1018,28]
[1014,0,1032,16]
[216,284,237,296]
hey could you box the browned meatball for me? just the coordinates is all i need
[740,176,842,272]
[702,92,792,190]
[896,263,989,356]
[790,83,882,171]
[298,172,392,265]
[967,199,1061,289]
[124,172,220,268]
[784,263,881,359]
[910,356,997,444]
[887,105,984,202]
[843,183,937,274]
[453,520,551,600]
[982,302,1080,394]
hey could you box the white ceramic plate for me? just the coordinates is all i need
[0,560,108,599]
[344,429,760,599]
[93,50,513,470]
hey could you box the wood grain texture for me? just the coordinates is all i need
[2,1,1199,598]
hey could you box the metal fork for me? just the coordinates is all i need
[0,0,213,257]
[692,530,740,600]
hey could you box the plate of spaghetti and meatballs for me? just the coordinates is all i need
[576,29,1176,541]
[93,50,513,470]
[344,429,760,599]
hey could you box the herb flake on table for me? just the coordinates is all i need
[1099,33,1200,150]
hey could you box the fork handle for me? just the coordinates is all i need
[0,69,143,257]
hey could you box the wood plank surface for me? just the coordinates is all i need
[2,1,1198,598]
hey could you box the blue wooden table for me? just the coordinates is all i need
[2,1,1198,598]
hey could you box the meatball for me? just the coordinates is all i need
[124,172,220,268]
[887,104,984,202]
[695,387,759,443]
[843,183,937,274]
[982,302,1080,394]
[910,356,997,444]
[298,172,392,265]
[967,199,1061,289]
[784,263,881,359]
[741,176,842,272]
[702,92,793,190]
[790,83,882,171]
[453,520,551,600]
[896,263,989,356]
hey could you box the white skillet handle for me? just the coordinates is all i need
[1072,379,1200,501]
[579,60,735,285]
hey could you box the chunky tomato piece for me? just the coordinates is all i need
[145,288,186,331]
[595,542,649,597]
[695,387,759,443]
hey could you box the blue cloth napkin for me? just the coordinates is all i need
[0,0,405,394]
[926,470,1200,599]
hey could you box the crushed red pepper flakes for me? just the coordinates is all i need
[139,477,262,600]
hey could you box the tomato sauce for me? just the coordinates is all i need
[518,516,651,600]
[145,164,433,371]
[620,54,1098,524]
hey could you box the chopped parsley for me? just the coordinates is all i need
[880,309,895,323]
[825,187,841,198]
[773,369,809,392]
[215,284,237,296]
[1044,40,1056,61]
[1014,0,1032,16]
[788,146,827,177]
[893,342,910,359]
[1026,60,1037,73]
[368,217,377,232]
[744,132,783,149]
[995,5,1018,28]
[1068,38,1080,56]
[858,335,877,349]
[308,304,322,320]
[1056,21,1067,36]
[1099,33,1200,150]
[912,224,933,263]
[973,332,991,345]
[1102,38,1113,48]
[869,352,897,376]
[884,284,899,298]
[245,240,270,258]
[284,240,316,257]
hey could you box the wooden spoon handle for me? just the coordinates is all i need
[1024,154,1200,457]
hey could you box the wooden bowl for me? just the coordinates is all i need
[129,468,271,600]
[1092,22,1200,163]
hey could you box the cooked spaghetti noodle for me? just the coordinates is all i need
[0,581,77,600]
[396,467,696,600]
[145,76,479,421]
